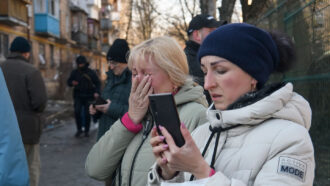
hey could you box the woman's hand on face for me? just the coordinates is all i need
[150,126,177,180]
[95,99,111,113]
[89,104,97,115]
[160,124,212,179]
[128,75,153,124]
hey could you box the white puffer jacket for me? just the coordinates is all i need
[148,83,315,186]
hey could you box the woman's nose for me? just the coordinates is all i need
[204,72,215,90]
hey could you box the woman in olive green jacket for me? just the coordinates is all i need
[85,36,208,186]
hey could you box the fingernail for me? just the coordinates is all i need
[159,136,165,140]
[159,125,164,130]
[181,122,186,128]
[163,144,168,149]
[162,157,167,163]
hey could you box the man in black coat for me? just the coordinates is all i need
[185,14,226,104]
[67,55,100,137]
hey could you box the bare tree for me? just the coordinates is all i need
[125,0,134,40]
[240,0,270,22]
[200,0,217,17]
[134,0,155,40]
[156,0,199,43]
[124,0,200,44]
[218,0,236,22]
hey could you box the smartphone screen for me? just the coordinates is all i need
[149,93,185,147]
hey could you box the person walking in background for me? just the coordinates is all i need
[185,14,226,104]
[67,55,101,137]
[85,36,208,186]
[149,23,315,185]
[0,67,30,186]
[0,36,48,186]
[89,39,131,140]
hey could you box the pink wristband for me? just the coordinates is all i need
[121,112,143,134]
[209,168,215,177]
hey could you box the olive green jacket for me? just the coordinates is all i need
[85,80,208,186]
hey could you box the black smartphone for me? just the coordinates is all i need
[94,96,107,106]
[149,93,185,147]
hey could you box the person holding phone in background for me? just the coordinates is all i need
[149,23,315,186]
[89,38,132,140]
[85,36,208,186]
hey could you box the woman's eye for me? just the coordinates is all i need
[201,69,207,76]
[216,70,226,74]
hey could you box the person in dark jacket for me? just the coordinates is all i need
[185,14,226,104]
[0,68,30,186]
[0,36,47,186]
[67,55,101,137]
[89,39,131,140]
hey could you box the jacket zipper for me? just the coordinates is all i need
[127,114,153,186]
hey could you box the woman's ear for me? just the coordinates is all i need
[251,79,257,91]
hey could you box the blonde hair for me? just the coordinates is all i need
[128,36,189,87]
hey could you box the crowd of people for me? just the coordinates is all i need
[0,14,315,186]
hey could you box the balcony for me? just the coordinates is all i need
[34,14,60,37]
[101,18,112,30]
[101,0,111,5]
[0,0,29,26]
[101,43,110,53]
[88,37,98,50]
[72,31,88,45]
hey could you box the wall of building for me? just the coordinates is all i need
[0,0,107,100]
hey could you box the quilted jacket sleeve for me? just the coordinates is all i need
[85,119,136,180]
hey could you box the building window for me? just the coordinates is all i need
[34,0,46,13]
[50,45,55,68]
[66,12,71,37]
[39,43,46,68]
[88,21,94,36]
[72,13,87,33]
[48,0,59,18]
[72,15,79,33]
[0,33,9,61]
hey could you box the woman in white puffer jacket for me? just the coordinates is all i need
[148,23,315,186]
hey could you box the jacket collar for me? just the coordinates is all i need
[7,52,29,63]
[207,82,311,130]
[185,40,200,52]
[106,67,131,83]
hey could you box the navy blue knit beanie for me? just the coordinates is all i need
[10,37,31,53]
[107,39,129,63]
[198,23,279,88]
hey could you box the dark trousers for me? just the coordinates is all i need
[74,97,92,134]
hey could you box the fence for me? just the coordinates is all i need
[251,0,330,185]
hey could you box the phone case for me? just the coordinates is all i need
[149,93,185,147]
[94,97,107,105]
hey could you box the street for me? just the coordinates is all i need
[40,116,103,186]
